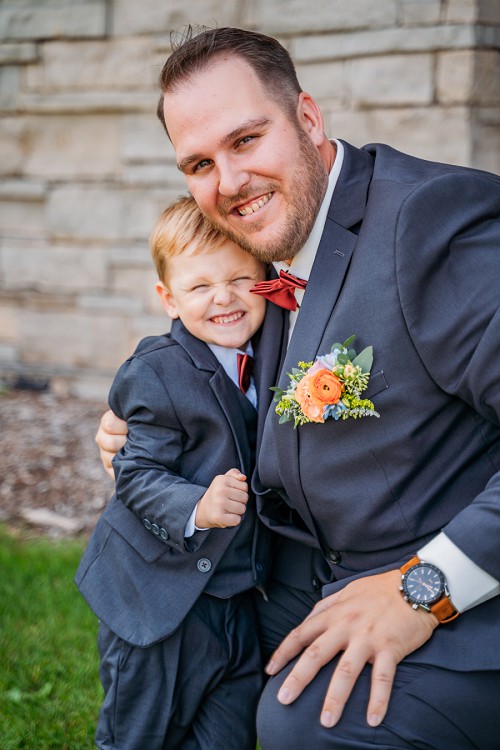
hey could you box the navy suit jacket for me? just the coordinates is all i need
[254,141,500,670]
[75,321,269,647]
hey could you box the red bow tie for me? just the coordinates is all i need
[237,353,254,393]
[250,270,307,311]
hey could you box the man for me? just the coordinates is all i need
[96,26,500,749]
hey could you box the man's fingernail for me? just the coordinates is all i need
[368,713,381,727]
[278,687,291,704]
[265,659,276,674]
[321,711,334,727]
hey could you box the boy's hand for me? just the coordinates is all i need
[95,409,128,479]
[196,469,249,528]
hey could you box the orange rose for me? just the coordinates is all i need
[295,375,325,422]
[308,368,343,405]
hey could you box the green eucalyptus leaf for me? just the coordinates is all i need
[352,346,373,373]
[343,335,356,348]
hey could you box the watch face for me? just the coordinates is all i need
[402,563,445,606]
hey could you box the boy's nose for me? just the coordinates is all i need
[213,285,234,305]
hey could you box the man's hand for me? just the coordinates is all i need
[95,409,128,479]
[195,469,249,528]
[265,569,438,728]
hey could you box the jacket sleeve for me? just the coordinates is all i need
[108,354,209,551]
[396,168,500,580]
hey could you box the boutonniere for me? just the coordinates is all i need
[271,335,380,427]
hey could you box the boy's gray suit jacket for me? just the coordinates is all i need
[75,321,270,647]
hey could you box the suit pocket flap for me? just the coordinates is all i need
[365,369,389,400]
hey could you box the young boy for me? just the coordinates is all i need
[75,195,270,750]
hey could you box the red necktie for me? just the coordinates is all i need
[237,353,254,393]
[250,270,307,311]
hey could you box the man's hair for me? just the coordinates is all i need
[150,194,229,282]
[157,26,302,133]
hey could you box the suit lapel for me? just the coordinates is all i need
[264,142,375,537]
[171,320,251,474]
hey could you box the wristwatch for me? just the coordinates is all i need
[400,556,459,624]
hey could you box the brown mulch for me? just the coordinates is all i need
[0,389,114,539]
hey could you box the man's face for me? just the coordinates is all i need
[163,56,329,263]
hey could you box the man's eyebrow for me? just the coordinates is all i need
[176,118,271,173]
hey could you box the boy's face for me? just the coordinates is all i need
[156,240,267,349]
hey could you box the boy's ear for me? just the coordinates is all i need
[155,281,180,319]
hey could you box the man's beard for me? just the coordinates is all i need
[207,127,328,264]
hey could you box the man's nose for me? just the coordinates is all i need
[217,159,250,197]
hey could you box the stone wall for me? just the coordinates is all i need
[0,0,499,398]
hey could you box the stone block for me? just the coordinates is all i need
[26,38,158,92]
[438,50,500,105]
[0,2,107,41]
[17,89,157,115]
[112,0,241,36]
[110,267,163,314]
[0,42,38,63]
[400,0,441,25]
[77,294,143,314]
[349,54,434,106]
[293,26,474,63]
[472,107,500,173]
[0,66,21,109]
[295,60,347,104]
[0,114,122,179]
[19,308,131,371]
[122,114,175,162]
[0,305,20,341]
[0,238,108,292]
[48,185,172,242]
[244,0,398,34]
[0,195,46,236]
[328,106,471,166]
[437,50,475,104]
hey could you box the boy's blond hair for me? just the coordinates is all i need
[150,195,229,282]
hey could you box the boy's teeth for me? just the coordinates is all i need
[212,312,243,324]
[238,193,270,216]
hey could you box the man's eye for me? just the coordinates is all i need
[193,159,211,173]
[238,135,254,146]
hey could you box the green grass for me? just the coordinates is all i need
[0,526,101,749]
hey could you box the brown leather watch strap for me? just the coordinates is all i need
[400,555,420,574]
[430,596,459,623]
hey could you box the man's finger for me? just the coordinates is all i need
[366,651,397,727]
[271,631,345,705]
[319,648,369,727]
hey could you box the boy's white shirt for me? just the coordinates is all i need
[184,341,256,537]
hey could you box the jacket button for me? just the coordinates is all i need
[197,558,212,573]
[151,523,160,535]
[159,528,169,541]
[143,518,152,530]
[327,549,342,564]
[312,577,321,590]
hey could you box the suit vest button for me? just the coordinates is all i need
[197,558,212,573]
[327,549,342,564]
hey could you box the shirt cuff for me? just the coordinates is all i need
[184,504,209,537]
[418,532,500,612]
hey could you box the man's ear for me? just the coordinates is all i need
[297,91,326,147]
[155,281,180,319]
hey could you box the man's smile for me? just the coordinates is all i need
[236,193,272,216]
